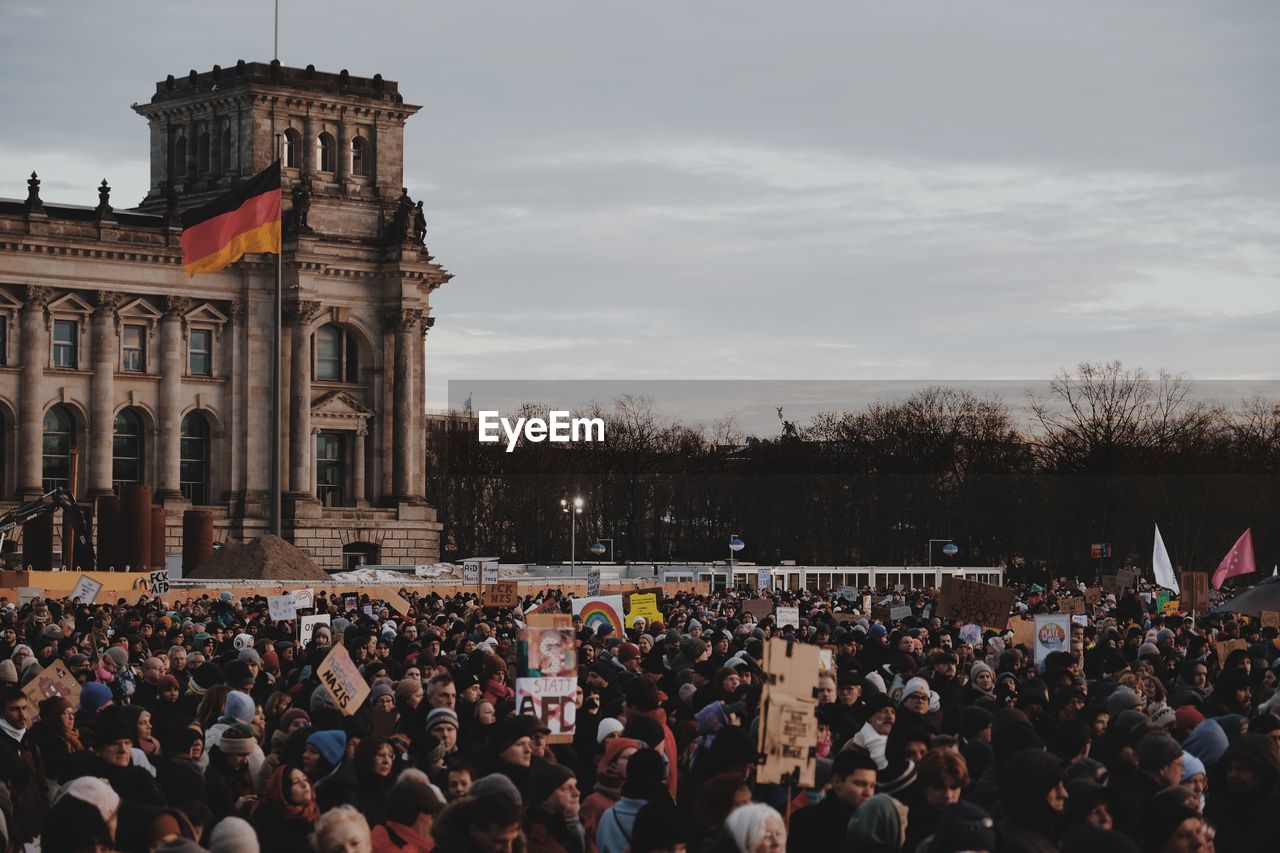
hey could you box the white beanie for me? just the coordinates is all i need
[57,776,121,824]
[596,717,625,743]
[900,676,931,703]
[209,816,260,853]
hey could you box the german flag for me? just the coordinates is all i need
[180,161,281,277]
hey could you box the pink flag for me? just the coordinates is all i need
[1211,528,1257,589]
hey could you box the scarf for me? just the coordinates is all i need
[253,765,320,823]
[593,765,624,800]
[59,724,84,753]
[0,719,26,742]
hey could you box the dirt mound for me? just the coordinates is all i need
[187,534,330,581]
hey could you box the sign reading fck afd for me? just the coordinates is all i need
[478,411,605,452]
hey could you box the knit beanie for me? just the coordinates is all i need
[1137,731,1183,772]
[224,660,254,689]
[103,647,129,669]
[370,683,394,704]
[220,690,255,725]
[237,648,262,666]
[528,762,575,808]
[93,705,133,747]
[386,775,445,825]
[1140,787,1200,853]
[877,758,917,795]
[279,708,311,731]
[219,723,257,756]
[208,816,259,853]
[190,662,225,693]
[598,737,642,774]
[596,717,625,743]
[932,800,997,853]
[469,772,523,808]
[1107,685,1143,717]
[79,681,113,713]
[960,706,994,740]
[425,707,459,732]
[680,637,707,662]
[0,660,17,684]
[1180,752,1205,781]
[307,729,347,766]
[56,776,121,824]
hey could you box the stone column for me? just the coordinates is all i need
[336,109,348,186]
[18,286,52,498]
[156,297,190,500]
[385,307,423,501]
[287,300,323,496]
[353,427,367,505]
[89,292,122,497]
[303,113,314,177]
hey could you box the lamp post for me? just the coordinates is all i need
[729,534,745,591]
[927,538,957,587]
[561,497,584,576]
[590,538,614,562]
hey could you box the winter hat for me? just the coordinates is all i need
[157,674,180,692]
[1149,704,1176,730]
[80,681,114,713]
[1138,642,1160,659]
[260,650,280,673]
[868,623,888,641]
[528,762,575,808]
[0,660,17,684]
[1137,731,1183,772]
[220,690,255,725]
[877,758,917,795]
[469,772,523,808]
[370,683,394,704]
[1173,706,1205,733]
[1140,786,1200,853]
[224,660,254,689]
[598,737,642,773]
[232,632,254,651]
[899,676,931,704]
[932,800,997,853]
[386,775,445,825]
[1180,752,1205,782]
[103,647,129,669]
[680,637,707,662]
[969,661,994,682]
[960,706,994,740]
[56,776,121,824]
[425,707,459,732]
[1182,719,1229,767]
[190,662,225,693]
[237,648,262,666]
[596,717,625,743]
[219,723,257,756]
[847,793,905,848]
[93,706,134,747]
[617,642,641,663]
[488,717,529,756]
[1107,685,1143,717]
[208,816,260,853]
[307,729,347,767]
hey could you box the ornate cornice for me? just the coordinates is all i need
[284,299,324,326]
[163,296,192,319]
[382,307,424,334]
[24,285,53,310]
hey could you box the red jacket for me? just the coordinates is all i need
[371,820,434,853]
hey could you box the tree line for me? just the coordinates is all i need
[425,362,1279,581]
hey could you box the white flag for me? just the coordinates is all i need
[1153,524,1180,594]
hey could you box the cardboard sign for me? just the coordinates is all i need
[1261,611,1280,629]
[482,561,499,585]
[622,587,663,613]
[1033,614,1071,663]
[1084,587,1102,605]
[775,606,801,628]
[1060,597,1086,615]
[515,676,577,742]
[291,588,315,609]
[742,599,774,620]
[1161,599,1181,616]
[936,577,1016,631]
[756,638,819,788]
[571,595,625,635]
[889,605,913,621]
[343,594,357,612]
[1071,614,1090,628]
[757,570,772,590]
[462,561,481,584]
[1116,568,1139,591]
[16,588,43,606]
[267,594,298,622]
[316,644,370,715]
[1212,638,1248,664]
[837,586,857,602]
[389,593,413,616]
[1182,573,1209,611]
[586,567,601,597]
[625,592,661,628]
[1100,575,1120,594]
[301,614,331,644]
[483,581,519,609]
[149,570,170,596]
[22,660,81,718]
[818,647,833,673]
[69,575,103,606]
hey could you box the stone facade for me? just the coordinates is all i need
[0,61,452,569]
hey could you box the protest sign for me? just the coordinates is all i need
[342,594,357,612]
[1059,597,1085,615]
[775,606,801,628]
[1084,587,1102,605]
[301,613,331,644]
[1071,614,1090,628]
[1100,575,1120,594]
[862,595,872,613]
[625,592,661,628]
[291,588,315,609]
[517,613,577,742]
[1212,638,1248,664]
[389,592,413,616]
[482,561,499,585]
[267,594,297,622]
[818,647,833,673]
[149,570,170,596]
[462,561,481,584]
[889,605,913,621]
[571,595,625,635]
[16,588,42,606]
[756,638,819,788]
[586,567,601,597]
[1181,573,1209,611]
[483,581,520,609]
[742,599,774,620]
[1009,618,1036,649]
[316,644,371,715]
[757,570,772,591]
[936,577,1015,631]
[1116,568,1139,591]
[69,575,102,605]
[22,660,81,717]
[1161,599,1181,616]
[837,586,857,602]
[1262,611,1280,629]
[622,587,663,613]
[1033,614,1071,664]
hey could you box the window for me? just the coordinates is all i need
[343,542,379,569]
[180,413,209,504]
[198,131,211,175]
[351,136,368,176]
[220,126,232,172]
[312,324,358,382]
[283,128,301,169]
[112,409,144,492]
[52,319,77,368]
[174,136,187,178]
[189,328,212,376]
[318,132,335,173]
[42,405,75,492]
[316,432,345,507]
[0,315,6,365]
[122,324,146,372]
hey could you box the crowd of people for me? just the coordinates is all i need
[0,578,1276,853]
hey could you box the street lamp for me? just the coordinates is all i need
[561,496,584,575]
[591,538,614,562]
[729,534,745,591]
[927,538,957,586]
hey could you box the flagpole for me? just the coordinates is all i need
[274,0,279,62]
[271,134,283,538]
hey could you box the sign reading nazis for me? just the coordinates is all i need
[316,644,370,716]
[936,577,1016,631]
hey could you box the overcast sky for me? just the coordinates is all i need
[2,1,1278,413]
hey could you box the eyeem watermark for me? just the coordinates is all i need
[478,410,606,452]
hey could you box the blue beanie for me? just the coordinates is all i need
[79,681,113,713]
[868,624,887,641]
[220,690,255,725]
[307,729,347,767]
[1180,751,1205,781]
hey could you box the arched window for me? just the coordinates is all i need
[351,136,369,177]
[180,413,210,504]
[312,324,359,382]
[318,132,336,173]
[173,136,188,178]
[220,126,232,172]
[112,409,144,492]
[316,431,345,507]
[283,128,301,169]
[42,405,75,492]
[197,131,211,175]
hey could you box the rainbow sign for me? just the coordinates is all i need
[572,595,625,635]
